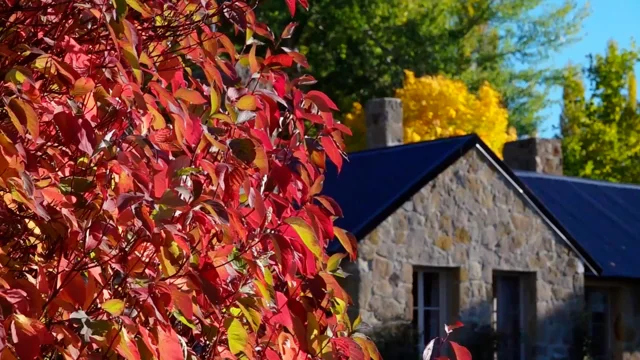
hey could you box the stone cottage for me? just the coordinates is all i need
[322,98,640,360]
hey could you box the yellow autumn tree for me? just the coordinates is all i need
[344,71,517,156]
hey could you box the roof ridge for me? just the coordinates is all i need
[515,171,640,190]
[346,134,478,158]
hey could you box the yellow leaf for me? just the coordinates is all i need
[225,318,248,355]
[327,253,345,272]
[175,88,207,105]
[125,0,152,17]
[249,44,259,74]
[7,98,38,139]
[237,94,257,111]
[102,299,125,316]
[354,336,380,360]
[5,67,32,85]
[237,301,261,332]
[210,88,221,114]
[158,246,177,277]
[285,217,321,258]
[353,314,362,330]
[306,312,320,354]
[254,279,272,305]
[71,77,95,97]
[149,106,166,129]
[262,265,274,286]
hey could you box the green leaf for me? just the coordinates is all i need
[173,310,196,330]
[175,167,201,177]
[59,176,95,194]
[224,318,248,355]
[327,253,345,272]
[112,0,127,18]
[102,299,125,316]
[285,217,321,258]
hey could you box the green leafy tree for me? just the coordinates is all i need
[561,41,640,183]
[260,0,588,135]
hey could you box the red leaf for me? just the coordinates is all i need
[157,324,185,360]
[314,195,343,217]
[137,326,159,358]
[445,321,464,334]
[115,328,141,360]
[171,286,193,320]
[10,315,53,360]
[332,337,365,360]
[264,54,294,68]
[321,136,343,171]
[305,90,339,112]
[271,291,294,332]
[52,112,95,155]
[450,341,472,360]
[285,0,296,16]
[152,160,169,198]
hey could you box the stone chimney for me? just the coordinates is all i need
[365,98,403,149]
[503,138,563,175]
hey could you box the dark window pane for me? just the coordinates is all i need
[423,272,439,307]
[586,288,610,359]
[496,275,522,360]
[424,310,440,344]
[412,271,418,307]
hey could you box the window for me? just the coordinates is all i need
[586,287,613,360]
[412,268,452,353]
[493,272,534,360]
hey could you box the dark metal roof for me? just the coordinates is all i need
[517,171,640,278]
[321,135,602,276]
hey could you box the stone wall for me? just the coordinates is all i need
[343,148,585,359]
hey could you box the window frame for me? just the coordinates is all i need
[493,271,534,360]
[585,286,614,360]
[412,268,452,353]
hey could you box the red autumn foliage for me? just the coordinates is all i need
[0,0,380,358]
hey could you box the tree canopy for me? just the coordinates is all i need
[0,0,396,358]
[561,41,640,183]
[344,71,516,156]
[260,0,588,135]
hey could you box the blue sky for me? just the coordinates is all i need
[538,0,640,137]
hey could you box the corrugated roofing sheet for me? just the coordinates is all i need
[517,171,640,278]
[322,135,476,240]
